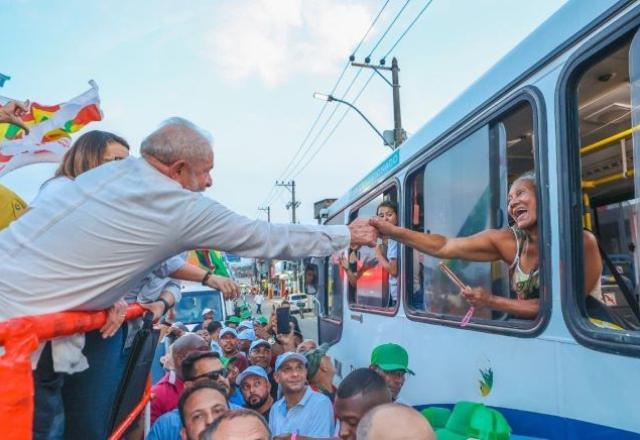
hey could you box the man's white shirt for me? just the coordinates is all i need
[0,157,350,320]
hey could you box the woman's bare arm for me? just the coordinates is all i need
[370,218,506,262]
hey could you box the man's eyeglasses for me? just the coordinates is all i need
[189,368,228,382]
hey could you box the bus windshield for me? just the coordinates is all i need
[173,288,225,324]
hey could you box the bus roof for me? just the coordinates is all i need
[326,0,625,218]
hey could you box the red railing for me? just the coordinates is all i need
[0,304,146,440]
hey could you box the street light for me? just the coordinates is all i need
[312,92,388,146]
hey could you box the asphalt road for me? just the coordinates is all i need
[243,295,319,342]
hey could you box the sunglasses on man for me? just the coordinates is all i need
[189,368,228,382]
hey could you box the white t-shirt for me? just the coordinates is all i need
[387,239,398,302]
[255,294,264,305]
[0,157,350,320]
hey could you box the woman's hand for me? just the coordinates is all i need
[206,274,240,299]
[460,286,492,308]
[100,299,127,338]
[369,217,397,237]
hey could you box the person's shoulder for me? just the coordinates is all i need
[307,387,332,405]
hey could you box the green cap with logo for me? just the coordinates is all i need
[370,343,415,375]
[434,401,511,440]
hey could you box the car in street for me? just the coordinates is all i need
[288,293,312,313]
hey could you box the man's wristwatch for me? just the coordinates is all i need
[201,270,213,286]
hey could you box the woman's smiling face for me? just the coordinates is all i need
[507,179,537,230]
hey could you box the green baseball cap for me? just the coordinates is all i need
[254,315,268,326]
[239,309,252,320]
[226,316,242,325]
[421,407,451,430]
[370,343,415,375]
[435,401,511,440]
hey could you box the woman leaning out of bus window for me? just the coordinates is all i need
[375,201,399,307]
[370,171,603,319]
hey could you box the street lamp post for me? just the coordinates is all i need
[312,92,388,147]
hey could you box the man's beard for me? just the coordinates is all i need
[245,393,269,410]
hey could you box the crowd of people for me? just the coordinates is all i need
[146,301,434,440]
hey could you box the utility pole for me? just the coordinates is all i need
[258,206,271,223]
[276,180,301,224]
[391,57,403,148]
[276,180,302,292]
[350,56,406,149]
[257,206,271,296]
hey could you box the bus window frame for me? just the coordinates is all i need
[402,89,551,338]
[317,210,347,346]
[346,179,401,317]
[557,13,640,358]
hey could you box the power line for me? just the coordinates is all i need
[351,0,391,56]
[382,0,436,59]
[365,0,412,60]
[259,1,394,214]
[257,0,400,218]
[288,0,438,180]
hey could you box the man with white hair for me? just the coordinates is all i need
[0,117,376,318]
[0,117,377,439]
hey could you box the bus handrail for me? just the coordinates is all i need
[0,304,147,440]
[580,124,639,155]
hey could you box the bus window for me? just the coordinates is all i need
[324,215,345,321]
[406,100,539,327]
[569,33,640,335]
[348,187,399,312]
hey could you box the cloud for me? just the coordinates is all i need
[206,0,373,86]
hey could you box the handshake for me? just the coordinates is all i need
[347,217,397,247]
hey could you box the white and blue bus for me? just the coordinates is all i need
[311,1,640,438]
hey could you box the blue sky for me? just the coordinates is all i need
[0,0,566,223]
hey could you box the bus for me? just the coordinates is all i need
[312,1,640,438]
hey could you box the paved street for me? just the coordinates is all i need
[243,295,318,343]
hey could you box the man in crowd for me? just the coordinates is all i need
[149,350,239,440]
[369,343,414,403]
[192,308,214,332]
[178,381,230,440]
[269,352,334,437]
[237,365,274,420]
[356,403,435,440]
[0,116,377,435]
[200,409,271,440]
[151,333,209,424]
[334,368,392,440]
[219,327,249,372]
[207,320,223,354]
[237,319,254,333]
[304,343,336,401]
[238,328,256,354]
[255,290,265,314]
[248,339,278,399]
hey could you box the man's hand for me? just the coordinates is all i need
[140,301,165,321]
[206,274,240,299]
[0,100,30,133]
[277,323,297,352]
[348,218,378,247]
[100,299,127,339]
